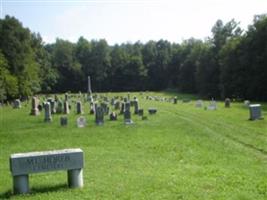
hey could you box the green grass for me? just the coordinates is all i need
[0,92,267,200]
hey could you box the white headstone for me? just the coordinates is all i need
[77,116,86,128]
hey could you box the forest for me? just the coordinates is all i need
[0,14,266,101]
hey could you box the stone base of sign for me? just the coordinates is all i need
[67,169,83,188]
[13,175,29,194]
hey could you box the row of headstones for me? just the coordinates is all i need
[48,106,157,127]
[32,96,157,124]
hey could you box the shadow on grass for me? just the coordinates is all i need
[0,183,68,199]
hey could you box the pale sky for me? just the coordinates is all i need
[1,0,267,45]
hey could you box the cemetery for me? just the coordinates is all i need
[0,91,267,199]
[0,1,267,199]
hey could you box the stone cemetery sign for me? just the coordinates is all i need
[30,97,39,116]
[9,148,84,194]
[77,116,86,128]
[249,104,263,120]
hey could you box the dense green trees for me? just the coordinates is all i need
[0,14,267,101]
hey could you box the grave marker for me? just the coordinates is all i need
[10,149,84,194]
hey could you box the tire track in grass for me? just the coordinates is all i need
[161,106,267,158]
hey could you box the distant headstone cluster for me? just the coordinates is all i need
[26,92,158,128]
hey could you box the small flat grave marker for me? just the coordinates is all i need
[77,116,86,128]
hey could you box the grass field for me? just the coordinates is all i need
[0,92,267,200]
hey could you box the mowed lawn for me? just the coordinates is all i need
[0,92,267,200]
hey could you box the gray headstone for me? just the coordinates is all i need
[60,116,68,126]
[133,99,139,114]
[77,116,86,128]
[125,102,131,112]
[195,100,203,108]
[124,110,133,124]
[114,101,120,110]
[244,100,250,107]
[44,102,52,122]
[174,97,177,104]
[50,100,57,114]
[64,101,70,114]
[249,104,263,120]
[207,101,217,110]
[13,99,21,109]
[57,100,63,114]
[120,102,125,115]
[138,109,144,116]
[65,93,69,102]
[225,98,231,108]
[95,106,104,125]
[30,97,39,115]
[148,108,157,114]
[76,101,83,114]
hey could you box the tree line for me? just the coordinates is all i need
[0,14,267,101]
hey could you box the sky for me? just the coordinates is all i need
[1,0,267,45]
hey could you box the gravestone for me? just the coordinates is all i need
[148,108,157,114]
[225,98,231,108]
[125,102,131,112]
[207,101,217,110]
[60,116,68,126]
[109,112,117,121]
[57,100,63,114]
[30,97,40,115]
[10,148,84,194]
[65,93,69,102]
[195,100,203,108]
[95,106,104,125]
[111,98,115,106]
[13,99,21,109]
[174,96,177,104]
[138,109,144,116]
[114,101,120,110]
[77,116,86,128]
[64,101,70,114]
[249,104,263,120]
[124,110,133,124]
[101,102,109,115]
[76,101,83,114]
[244,100,250,107]
[38,104,43,112]
[50,100,57,114]
[120,102,125,115]
[133,99,139,114]
[44,102,52,122]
